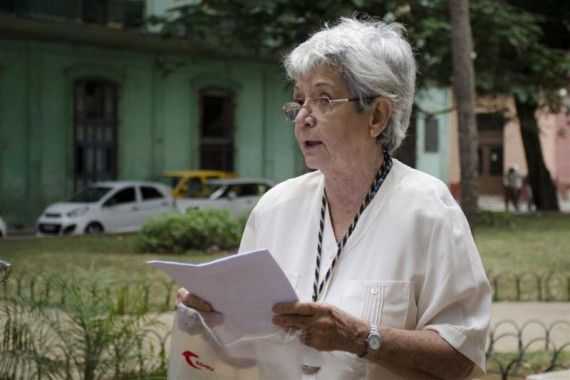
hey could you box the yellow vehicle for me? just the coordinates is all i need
[160,170,236,198]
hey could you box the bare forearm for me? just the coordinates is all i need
[367,327,473,380]
[271,302,475,379]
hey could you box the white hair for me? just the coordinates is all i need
[283,17,417,153]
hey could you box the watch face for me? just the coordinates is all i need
[369,335,382,350]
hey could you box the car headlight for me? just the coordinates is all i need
[67,207,89,218]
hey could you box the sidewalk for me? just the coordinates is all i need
[478,195,570,213]
[489,302,570,352]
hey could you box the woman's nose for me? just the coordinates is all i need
[296,104,310,118]
[295,106,315,128]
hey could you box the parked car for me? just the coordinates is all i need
[175,178,274,218]
[160,170,236,198]
[36,181,177,236]
[0,215,6,238]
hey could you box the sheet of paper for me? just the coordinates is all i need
[148,249,299,335]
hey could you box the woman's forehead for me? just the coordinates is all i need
[293,67,344,93]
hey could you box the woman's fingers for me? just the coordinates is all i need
[273,302,367,353]
[175,288,213,311]
[272,302,318,329]
[273,301,318,315]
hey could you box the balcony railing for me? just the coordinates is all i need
[0,0,145,28]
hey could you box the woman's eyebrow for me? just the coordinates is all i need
[313,81,334,90]
[293,81,335,97]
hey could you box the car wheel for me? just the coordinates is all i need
[84,222,104,234]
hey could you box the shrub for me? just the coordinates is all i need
[476,210,515,226]
[0,269,166,380]
[134,209,241,253]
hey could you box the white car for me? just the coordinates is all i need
[0,215,6,238]
[36,181,177,236]
[175,178,274,218]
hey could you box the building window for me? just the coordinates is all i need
[199,89,235,172]
[82,0,108,24]
[424,115,439,153]
[74,79,118,190]
[478,145,504,178]
[489,146,503,176]
[477,112,505,131]
[123,0,145,28]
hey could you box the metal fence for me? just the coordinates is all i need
[486,319,570,379]
[1,270,569,379]
[4,270,569,306]
[488,271,569,302]
[2,271,179,312]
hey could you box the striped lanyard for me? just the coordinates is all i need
[311,151,393,302]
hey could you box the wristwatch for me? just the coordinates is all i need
[359,323,382,359]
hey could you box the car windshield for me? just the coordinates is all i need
[159,175,181,189]
[208,185,228,200]
[68,186,112,202]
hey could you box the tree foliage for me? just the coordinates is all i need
[151,0,568,109]
[151,0,569,210]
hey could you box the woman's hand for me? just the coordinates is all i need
[175,287,214,312]
[272,301,369,355]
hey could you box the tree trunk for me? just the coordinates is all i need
[514,97,560,211]
[448,0,479,232]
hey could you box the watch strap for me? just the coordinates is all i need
[359,323,381,359]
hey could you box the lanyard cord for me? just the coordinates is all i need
[312,151,393,302]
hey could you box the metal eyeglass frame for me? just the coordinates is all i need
[282,96,378,122]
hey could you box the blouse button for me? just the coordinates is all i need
[370,287,379,295]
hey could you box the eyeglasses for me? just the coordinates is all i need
[282,96,378,122]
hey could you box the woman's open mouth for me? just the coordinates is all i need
[305,141,322,147]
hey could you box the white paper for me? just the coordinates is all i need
[148,249,299,335]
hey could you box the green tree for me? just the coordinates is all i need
[387,1,568,211]
[467,1,568,211]
[503,0,569,211]
[152,0,569,212]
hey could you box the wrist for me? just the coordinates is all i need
[353,320,370,356]
[358,323,382,359]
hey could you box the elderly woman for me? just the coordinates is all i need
[178,17,491,379]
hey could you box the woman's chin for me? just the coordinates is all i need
[303,157,320,171]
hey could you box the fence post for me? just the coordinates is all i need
[515,275,521,301]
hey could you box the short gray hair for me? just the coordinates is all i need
[283,17,417,153]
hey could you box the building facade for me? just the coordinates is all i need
[0,1,302,226]
[2,1,565,227]
[448,95,570,201]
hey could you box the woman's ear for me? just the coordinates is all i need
[369,97,392,138]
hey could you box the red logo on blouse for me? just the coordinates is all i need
[182,350,215,372]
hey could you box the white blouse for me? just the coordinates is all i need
[239,159,491,379]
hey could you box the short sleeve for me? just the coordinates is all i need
[416,205,492,377]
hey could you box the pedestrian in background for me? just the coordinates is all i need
[523,174,534,211]
[503,164,522,212]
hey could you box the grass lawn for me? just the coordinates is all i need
[0,234,231,283]
[1,212,569,283]
[475,212,570,274]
